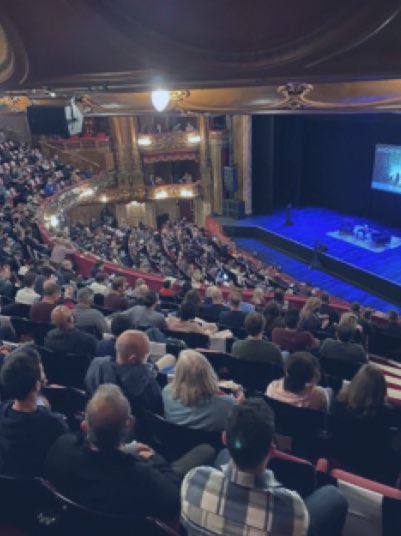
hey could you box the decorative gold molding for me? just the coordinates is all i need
[0,95,30,112]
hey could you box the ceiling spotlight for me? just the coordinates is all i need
[151,89,170,112]
[188,134,201,144]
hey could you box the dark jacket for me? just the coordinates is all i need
[45,433,180,520]
[218,310,247,329]
[0,400,68,477]
[45,328,97,357]
[85,357,163,416]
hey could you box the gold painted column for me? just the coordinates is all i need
[128,117,145,195]
[110,117,131,187]
[232,115,252,214]
[198,115,212,221]
[209,131,228,214]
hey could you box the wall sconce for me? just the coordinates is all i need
[155,190,168,199]
[100,195,108,203]
[180,189,193,198]
[188,134,201,144]
[138,137,152,146]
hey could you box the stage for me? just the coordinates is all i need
[221,207,401,310]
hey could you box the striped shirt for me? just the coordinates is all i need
[181,461,308,535]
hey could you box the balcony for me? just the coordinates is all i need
[147,181,201,200]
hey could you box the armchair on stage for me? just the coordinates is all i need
[339,219,354,235]
[339,219,391,247]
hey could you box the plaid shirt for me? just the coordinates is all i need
[181,461,308,536]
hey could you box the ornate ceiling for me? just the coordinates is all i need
[1,0,401,113]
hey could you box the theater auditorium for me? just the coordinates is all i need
[0,2,400,535]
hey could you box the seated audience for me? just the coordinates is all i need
[125,290,167,330]
[50,237,76,265]
[15,271,40,305]
[218,291,247,330]
[272,309,318,353]
[85,330,163,416]
[263,300,284,337]
[167,303,216,336]
[181,398,348,536]
[266,352,328,411]
[251,287,265,312]
[159,279,176,298]
[104,276,129,311]
[182,289,202,311]
[0,348,68,476]
[199,287,228,322]
[162,350,239,431]
[45,305,97,357]
[0,263,13,298]
[332,364,401,483]
[30,279,60,322]
[380,309,401,338]
[319,323,367,365]
[89,272,109,296]
[45,384,181,520]
[298,297,323,335]
[231,312,283,368]
[72,287,110,338]
[95,313,132,359]
[319,292,339,324]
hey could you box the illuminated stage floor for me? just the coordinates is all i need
[222,207,401,311]
[326,231,401,253]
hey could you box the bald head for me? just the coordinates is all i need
[51,305,74,330]
[83,384,132,451]
[137,284,149,299]
[116,330,151,364]
[43,280,60,302]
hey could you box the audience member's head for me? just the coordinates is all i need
[284,308,300,329]
[81,384,133,452]
[244,312,265,338]
[300,297,321,318]
[0,263,11,280]
[115,330,150,365]
[224,398,275,472]
[283,352,320,394]
[350,301,361,316]
[338,363,386,416]
[273,289,285,304]
[1,349,42,402]
[136,283,149,299]
[251,288,265,307]
[211,287,223,305]
[264,300,281,319]
[228,291,241,311]
[95,272,107,284]
[336,322,355,343]
[162,279,172,289]
[179,302,197,322]
[184,289,202,309]
[77,287,94,307]
[170,350,218,406]
[142,291,158,309]
[320,292,330,304]
[339,312,358,331]
[111,314,132,338]
[387,309,399,324]
[51,305,74,330]
[111,276,126,294]
[43,280,60,302]
[22,271,36,289]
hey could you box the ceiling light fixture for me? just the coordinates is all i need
[151,89,170,112]
[151,89,190,112]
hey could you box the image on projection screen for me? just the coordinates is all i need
[371,144,401,195]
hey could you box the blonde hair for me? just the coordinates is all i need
[339,312,358,330]
[169,350,219,406]
[300,297,321,319]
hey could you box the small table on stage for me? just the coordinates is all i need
[353,225,371,242]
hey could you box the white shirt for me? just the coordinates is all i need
[89,282,109,296]
[15,287,41,305]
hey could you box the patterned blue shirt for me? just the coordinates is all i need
[181,461,308,535]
